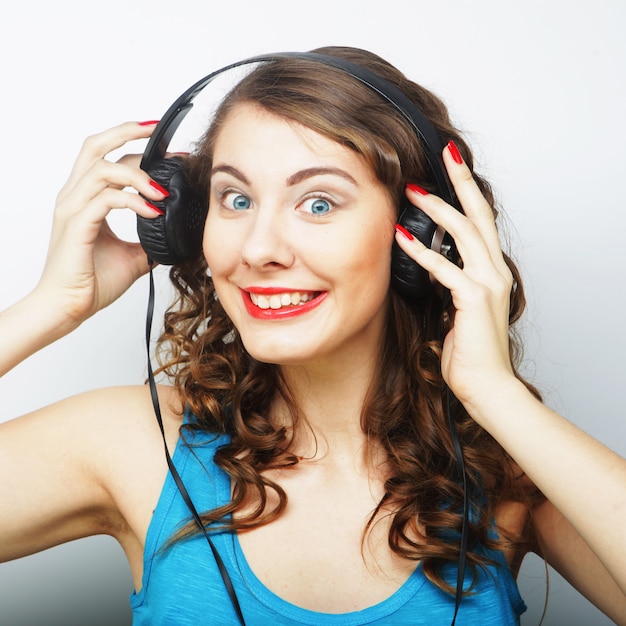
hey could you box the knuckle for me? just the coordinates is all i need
[81,131,107,156]
[428,247,450,268]
[472,282,491,300]
[458,166,475,184]
[89,158,111,181]
[494,275,511,298]
[116,153,140,167]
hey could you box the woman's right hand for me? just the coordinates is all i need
[37,121,168,331]
[0,122,168,377]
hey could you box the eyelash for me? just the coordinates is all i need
[219,190,251,211]
[298,193,336,216]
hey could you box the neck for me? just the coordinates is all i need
[276,349,382,466]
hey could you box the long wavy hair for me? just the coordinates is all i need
[155,46,542,593]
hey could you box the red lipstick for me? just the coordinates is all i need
[241,288,327,320]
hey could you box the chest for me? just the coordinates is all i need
[236,469,417,612]
[131,435,528,624]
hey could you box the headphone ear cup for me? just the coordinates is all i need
[391,198,439,302]
[137,156,208,265]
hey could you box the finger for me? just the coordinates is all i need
[395,225,512,322]
[442,142,509,274]
[49,187,163,253]
[395,224,468,294]
[116,153,143,167]
[116,150,189,170]
[73,187,164,230]
[57,121,158,202]
[405,184,500,283]
[55,159,169,221]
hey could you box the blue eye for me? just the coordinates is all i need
[224,192,251,210]
[303,197,332,215]
[233,195,251,210]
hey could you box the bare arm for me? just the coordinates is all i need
[532,499,626,626]
[0,394,118,561]
[0,385,179,566]
[0,123,174,560]
[469,377,626,600]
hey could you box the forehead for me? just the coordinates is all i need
[211,103,378,184]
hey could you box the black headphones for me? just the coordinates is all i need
[136,51,460,303]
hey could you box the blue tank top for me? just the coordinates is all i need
[130,421,527,625]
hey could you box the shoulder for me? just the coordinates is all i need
[12,384,184,456]
[51,384,184,495]
[65,384,183,444]
[11,384,184,524]
[0,384,184,563]
[53,384,189,555]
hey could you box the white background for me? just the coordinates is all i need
[0,1,624,624]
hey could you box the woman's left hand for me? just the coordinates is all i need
[394,141,516,415]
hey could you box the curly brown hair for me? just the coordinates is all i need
[155,46,541,593]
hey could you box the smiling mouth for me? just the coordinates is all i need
[242,289,327,319]
[249,291,319,310]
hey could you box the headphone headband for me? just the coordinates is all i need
[140,51,454,206]
[137,50,460,303]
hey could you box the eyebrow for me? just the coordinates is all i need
[210,165,250,184]
[286,167,358,187]
[210,164,358,187]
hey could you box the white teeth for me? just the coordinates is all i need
[249,291,315,310]
[256,295,270,309]
[269,295,282,309]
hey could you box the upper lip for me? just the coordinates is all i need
[244,286,320,295]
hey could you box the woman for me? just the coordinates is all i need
[0,47,624,625]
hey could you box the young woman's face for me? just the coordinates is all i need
[203,103,396,369]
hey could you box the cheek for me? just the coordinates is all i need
[361,234,394,298]
[352,216,395,279]
[202,226,217,273]
[316,219,394,306]
[203,225,238,318]
[202,212,232,278]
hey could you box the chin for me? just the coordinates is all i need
[243,343,315,367]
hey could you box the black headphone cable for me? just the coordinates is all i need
[145,264,246,625]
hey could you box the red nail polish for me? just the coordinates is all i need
[139,120,160,126]
[395,224,414,240]
[149,179,170,197]
[447,140,463,164]
[145,201,164,215]
[406,183,429,196]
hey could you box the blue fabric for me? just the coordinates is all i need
[131,422,527,625]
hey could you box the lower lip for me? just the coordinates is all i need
[241,290,328,320]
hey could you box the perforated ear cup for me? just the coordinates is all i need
[137,157,208,264]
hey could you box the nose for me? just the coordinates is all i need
[240,205,295,270]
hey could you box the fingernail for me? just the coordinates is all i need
[149,179,170,197]
[145,200,164,215]
[395,224,414,240]
[139,120,160,126]
[406,183,429,196]
[447,140,463,164]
